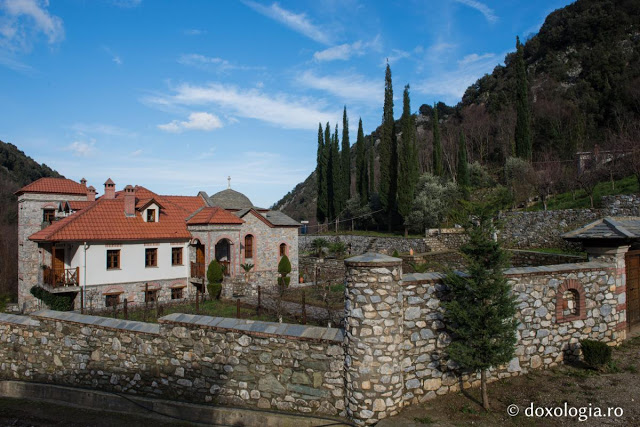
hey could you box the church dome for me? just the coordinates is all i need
[209,188,253,209]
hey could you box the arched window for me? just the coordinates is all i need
[279,243,287,257]
[245,235,254,259]
[555,279,586,323]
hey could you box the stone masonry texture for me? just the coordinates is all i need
[0,311,344,417]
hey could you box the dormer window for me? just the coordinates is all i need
[147,209,156,222]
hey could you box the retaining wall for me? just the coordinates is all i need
[0,311,345,417]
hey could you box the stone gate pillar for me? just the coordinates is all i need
[343,253,404,425]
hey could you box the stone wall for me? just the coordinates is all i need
[341,252,627,424]
[602,194,640,216]
[424,229,467,252]
[299,235,429,256]
[400,262,626,405]
[498,193,640,250]
[299,257,346,284]
[0,310,345,417]
[508,250,587,267]
[499,209,600,249]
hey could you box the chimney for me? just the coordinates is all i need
[80,177,87,187]
[124,185,135,217]
[87,186,96,202]
[104,178,116,199]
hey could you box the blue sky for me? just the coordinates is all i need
[0,0,573,208]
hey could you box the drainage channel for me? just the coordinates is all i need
[0,381,355,427]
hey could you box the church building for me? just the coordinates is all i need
[16,177,299,312]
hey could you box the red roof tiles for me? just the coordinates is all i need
[66,201,95,211]
[187,207,245,225]
[15,178,88,196]
[30,187,199,242]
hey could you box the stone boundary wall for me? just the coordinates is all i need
[0,310,345,417]
[299,257,346,284]
[602,194,640,216]
[499,193,640,250]
[508,250,587,267]
[499,209,601,250]
[399,261,626,405]
[299,235,429,256]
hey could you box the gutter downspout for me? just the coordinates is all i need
[83,242,88,314]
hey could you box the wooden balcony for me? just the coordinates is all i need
[191,262,205,279]
[43,266,80,289]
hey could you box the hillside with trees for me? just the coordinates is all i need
[272,0,640,230]
[0,140,62,298]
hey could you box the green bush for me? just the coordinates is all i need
[580,339,612,368]
[207,283,222,300]
[392,249,400,257]
[278,276,291,288]
[278,255,291,276]
[30,286,73,311]
[0,293,11,312]
[329,241,346,257]
[207,260,224,284]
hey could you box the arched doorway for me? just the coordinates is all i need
[215,238,232,276]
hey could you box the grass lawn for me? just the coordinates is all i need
[306,229,425,239]
[511,247,587,257]
[527,175,639,211]
[107,299,296,324]
[282,283,345,309]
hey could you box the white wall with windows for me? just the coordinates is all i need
[68,241,189,286]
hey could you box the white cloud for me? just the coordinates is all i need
[242,1,330,44]
[130,149,143,156]
[103,46,122,65]
[415,51,501,104]
[65,140,95,157]
[0,0,64,52]
[158,112,223,133]
[178,54,264,72]
[385,49,411,65]
[184,29,206,36]
[458,52,495,67]
[146,82,336,130]
[452,0,498,24]
[313,36,380,62]
[297,70,382,103]
[111,0,142,8]
[70,123,136,138]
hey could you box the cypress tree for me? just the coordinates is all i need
[368,138,375,196]
[356,118,368,205]
[330,124,341,220]
[316,123,327,223]
[432,104,444,177]
[442,205,517,410]
[397,84,416,236]
[514,36,532,161]
[324,122,332,221]
[457,131,470,200]
[342,107,351,205]
[379,63,397,229]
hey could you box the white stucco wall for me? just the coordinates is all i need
[67,241,189,287]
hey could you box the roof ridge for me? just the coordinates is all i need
[33,197,105,240]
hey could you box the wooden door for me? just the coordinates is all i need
[625,251,640,328]
[196,244,205,265]
[52,246,65,271]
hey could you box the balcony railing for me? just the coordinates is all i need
[43,266,79,288]
[191,262,205,279]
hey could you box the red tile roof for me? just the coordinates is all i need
[15,178,88,196]
[30,186,197,242]
[66,201,95,211]
[187,207,245,225]
[163,195,207,214]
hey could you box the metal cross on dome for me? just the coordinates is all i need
[227,176,231,189]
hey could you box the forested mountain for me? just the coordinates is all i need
[0,140,62,297]
[273,0,640,224]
